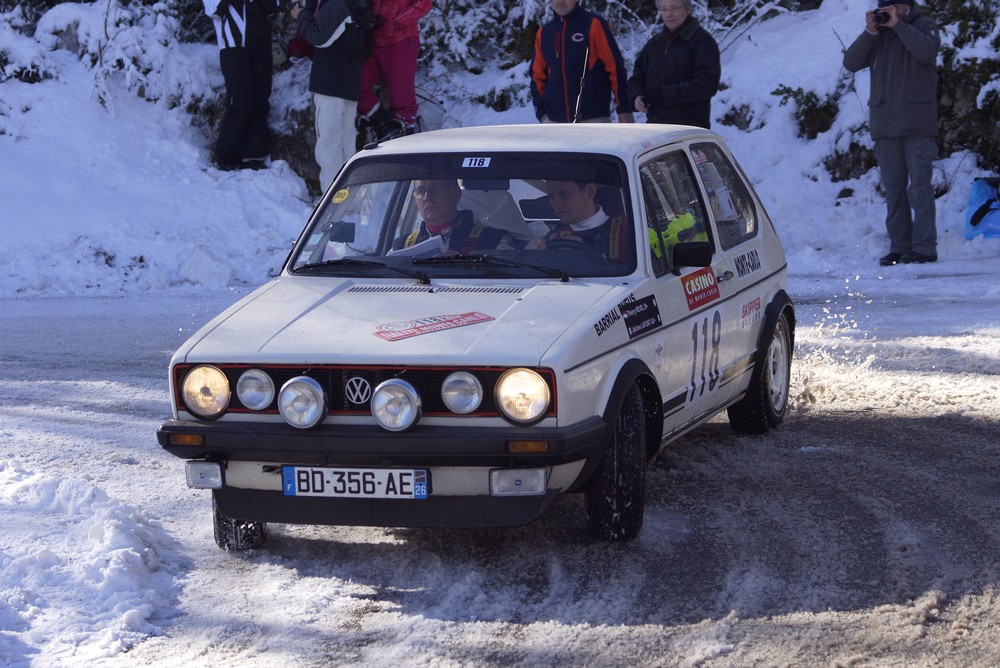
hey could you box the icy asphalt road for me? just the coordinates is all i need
[2,264,999,666]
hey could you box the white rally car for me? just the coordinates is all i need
[157,124,794,549]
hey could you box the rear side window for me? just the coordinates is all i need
[691,143,758,250]
[639,151,711,276]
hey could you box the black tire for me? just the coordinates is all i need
[586,381,646,541]
[728,309,792,434]
[212,495,268,551]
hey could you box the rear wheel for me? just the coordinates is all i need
[728,310,792,434]
[586,381,646,541]
[213,495,268,550]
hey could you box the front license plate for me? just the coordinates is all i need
[281,466,429,499]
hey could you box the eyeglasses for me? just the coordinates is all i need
[657,4,686,13]
[413,184,456,199]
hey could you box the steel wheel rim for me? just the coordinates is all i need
[766,319,789,411]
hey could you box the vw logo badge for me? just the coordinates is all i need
[345,377,372,405]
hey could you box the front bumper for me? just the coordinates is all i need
[157,417,607,468]
[158,417,608,529]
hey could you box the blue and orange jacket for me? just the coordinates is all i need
[530,5,631,123]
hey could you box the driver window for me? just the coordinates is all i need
[639,152,711,277]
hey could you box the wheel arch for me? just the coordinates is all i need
[566,357,663,492]
[754,289,795,377]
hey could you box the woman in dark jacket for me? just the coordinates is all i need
[628,0,721,128]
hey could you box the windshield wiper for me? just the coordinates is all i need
[295,257,430,284]
[412,254,569,282]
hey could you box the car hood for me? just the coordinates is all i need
[177,277,622,367]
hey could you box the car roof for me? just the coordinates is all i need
[359,124,722,163]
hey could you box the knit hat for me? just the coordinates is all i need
[877,0,913,6]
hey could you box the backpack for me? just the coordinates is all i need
[965,177,1000,240]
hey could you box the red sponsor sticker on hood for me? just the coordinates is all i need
[374,312,495,341]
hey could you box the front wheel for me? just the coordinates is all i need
[213,494,268,550]
[728,309,792,434]
[586,381,646,541]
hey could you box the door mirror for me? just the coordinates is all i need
[672,241,712,271]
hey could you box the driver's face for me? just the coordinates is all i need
[545,181,598,224]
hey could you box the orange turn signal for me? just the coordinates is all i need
[507,440,549,454]
[169,433,206,447]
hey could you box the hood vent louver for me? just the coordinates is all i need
[348,286,524,295]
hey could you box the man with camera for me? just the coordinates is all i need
[844,0,940,266]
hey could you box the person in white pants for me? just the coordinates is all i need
[292,0,371,191]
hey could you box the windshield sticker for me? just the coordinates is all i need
[332,188,349,203]
[374,312,494,341]
[683,267,720,310]
[733,249,762,277]
[740,296,762,330]
[462,157,491,168]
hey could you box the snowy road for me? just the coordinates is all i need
[2,264,1000,666]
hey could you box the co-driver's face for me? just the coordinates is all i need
[551,0,577,18]
[413,180,461,227]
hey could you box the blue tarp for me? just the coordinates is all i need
[966,177,1000,240]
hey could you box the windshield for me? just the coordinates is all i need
[287,152,637,279]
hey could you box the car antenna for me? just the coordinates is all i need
[572,46,589,123]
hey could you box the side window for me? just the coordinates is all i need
[639,152,711,276]
[691,143,758,251]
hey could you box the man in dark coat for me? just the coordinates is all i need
[628,0,720,129]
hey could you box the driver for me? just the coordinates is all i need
[527,180,630,262]
[393,179,511,253]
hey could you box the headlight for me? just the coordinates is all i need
[495,368,550,425]
[237,369,275,411]
[278,376,327,429]
[441,371,483,414]
[371,379,421,431]
[181,365,231,419]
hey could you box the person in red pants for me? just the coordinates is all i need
[357,0,431,141]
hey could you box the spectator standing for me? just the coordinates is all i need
[205,0,279,170]
[628,0,720,129]
[357,0,432,140]
[530,0,634,124]
[844,0,940,265]
[292,0,371,191]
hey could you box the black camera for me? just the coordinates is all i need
[873,10,891,24]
